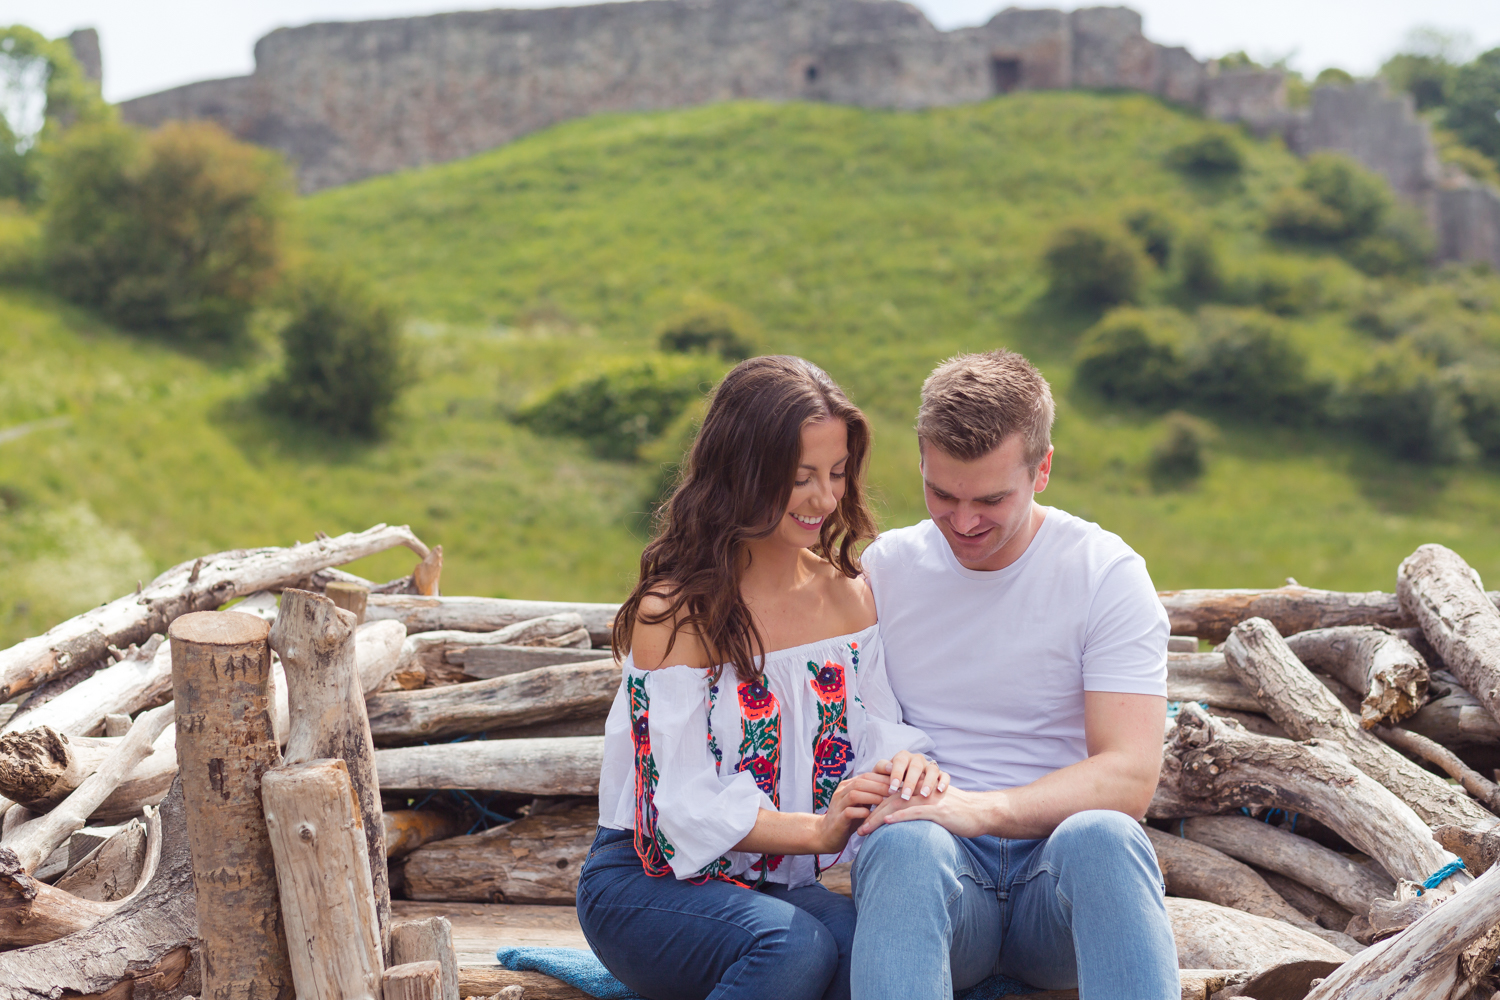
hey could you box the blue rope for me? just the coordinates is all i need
[1416,859,1467,896]
[1166,701,1207,718]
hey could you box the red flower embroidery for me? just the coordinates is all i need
[810,660,845,704]
[738,679,777,720]
[814,735,853,781]
[737,754,777,796]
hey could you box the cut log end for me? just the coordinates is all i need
[385,961,444,1000]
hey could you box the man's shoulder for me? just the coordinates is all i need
[1040,507,1144,575]
[863,520,939,566]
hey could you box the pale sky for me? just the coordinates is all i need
[5,0,1500,105]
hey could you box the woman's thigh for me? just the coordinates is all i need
[578,837,842,1000]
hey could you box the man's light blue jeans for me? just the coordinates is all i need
[849,810,1179,1000]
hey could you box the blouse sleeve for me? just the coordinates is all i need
[641,665,771,879]
[848,637,934,775]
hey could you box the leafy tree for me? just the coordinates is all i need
[0,26,110,203]
[1266,154,1425,275]
[1073,308,1187,408]
[1446,49,1500,167]
[41,120,290,342]
[1043,221,1145,306]
[270,266,410,438]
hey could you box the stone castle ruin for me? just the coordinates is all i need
[111,0,1500,266]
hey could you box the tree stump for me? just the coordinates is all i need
[169,610,292,1000]
[327,582,370,624]
[390,916,459,1000]
[263,759,383,1000]
[383,961,443,1000]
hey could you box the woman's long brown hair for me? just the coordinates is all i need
[613,355,877,683]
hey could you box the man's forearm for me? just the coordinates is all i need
[972,749,1157,839]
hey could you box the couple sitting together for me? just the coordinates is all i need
[576,351,1179,999]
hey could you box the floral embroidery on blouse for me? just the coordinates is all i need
[707,683,723,770]
[736,676,783,880]
[808,659,853,815]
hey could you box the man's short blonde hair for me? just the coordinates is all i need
[917,350,1054,468]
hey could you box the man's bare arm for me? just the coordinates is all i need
[857,691,1166,839]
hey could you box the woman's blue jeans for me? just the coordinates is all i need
[576,827,856,1000]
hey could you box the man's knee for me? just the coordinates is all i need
[1046,810,1161,889]
[852,820,961,903]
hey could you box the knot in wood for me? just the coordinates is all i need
[298,822,316,843]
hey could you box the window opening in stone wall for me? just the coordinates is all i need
[990,57,1021,95]
[805,65,818,83]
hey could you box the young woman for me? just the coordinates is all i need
[578,355,945,1000]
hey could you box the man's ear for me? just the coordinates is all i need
[1033,448,1054,493]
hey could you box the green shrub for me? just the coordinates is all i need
[1123,203,1176,267]
[657,296,759,360]
[1184,308,1324,421]
[1313,68,1355,87]
[1073,308,1188,408]
[1148,412,1210,488]
[516,354,719,460]
[0,26,112,204]
[1268,153,1391,245]
[1043,220,1145,306]
[1381,52,1456,111]
[1240,257,1325,316]
[41,120,290,343]
[1454,367,1500,459]
[1167,130,1245,177]
[1343,343,1472,462]
[1175,227,1223,298]
[1446,49,1500,165]
[269,266,410,438]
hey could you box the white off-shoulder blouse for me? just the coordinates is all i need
[596,624,934,888]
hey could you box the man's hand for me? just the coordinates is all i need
[858,783,1005,839]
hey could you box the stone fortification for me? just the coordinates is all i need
[116,0,1500,266]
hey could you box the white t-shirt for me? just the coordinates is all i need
[861,507,1168,793]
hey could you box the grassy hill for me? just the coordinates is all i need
[5,93,1500,646]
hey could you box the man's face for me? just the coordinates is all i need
[921,434,1052,572]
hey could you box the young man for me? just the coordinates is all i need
[851,350,1177,999]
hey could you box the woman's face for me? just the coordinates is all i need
[773,417,849,550]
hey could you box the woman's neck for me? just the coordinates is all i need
[740,537,816,596]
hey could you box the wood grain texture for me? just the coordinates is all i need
[1181,815,1393,918]
[366,661,619,745]
[404,803,594,904]
[0,523,427,703]
[391,916,460,1000]
[1402,669,1500,753]
[1166,653,1263,712]
[55,817,148,902]
[1223,617,1496,832]
[394,615,594,689]
[264,759,384,1000]
[1399,544,1500,735]
[358,619,408,696]
[366,596,616,646]
[272,588,391,957]
[375,737,604,795]
[1153,705,1462,892]
[1166,896,1351,969]
[384,809,462,859]
[451,645,612,680]
[169,610,292,1000]
[1255,868,1354,932]
[385,961,443,1000]
[1304,863,1500,1000]
[1284,626,1428,728]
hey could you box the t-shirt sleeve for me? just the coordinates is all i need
[644,666,769,879]
[1080,553,1169,697]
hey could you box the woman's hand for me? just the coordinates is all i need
[876,751,950,803]
[812,774,890,855]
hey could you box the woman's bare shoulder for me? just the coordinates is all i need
[630,587,714,671]
[813,558,877,633]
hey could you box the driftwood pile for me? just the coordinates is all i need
[1,529,1500,1000]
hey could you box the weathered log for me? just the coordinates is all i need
[385,961,444,1000]
[1303,863,1500,1000]
[414,545,444,597]
[0,845,119,946]
[391,916,460,1000]
[384,810,462,859]
[1161,585,1500,644]
[1167,652,1265,713]
[263,758,384,1000]
[103,713,131,737]
[404,803,595,905]
[359,619,409,696]
[1223,618,1495,831]
[367,661,619,746]
[448,644,613,681]
[1165,896,1351,969]
[1255,868,1354,931]
[375,737,604,796]
[1153,705,1464,891]
[0,782,191,1000]
[1143,827,1357,951]
[393,615,593,690]
[366,596,615,646]
[169,610,292,1000]
[4,635,170,738]
[0,524,428,703]
[1180,815,1394,918]
[328,582,370,624]
[91,728,179,824]
[0,727,113,808]
[1399,544,1500,734]
[271,588,390,958]
[3,702,172,874]
[1402,669,1500,756]
[1374,722,1500,813]
[1283,626,1428,728]
[54,817,148,901]
[1432,823,1500,876]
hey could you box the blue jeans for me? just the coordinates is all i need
[849,810,1178,1000]
[577,827,856,1000]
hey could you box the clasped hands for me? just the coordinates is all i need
[815,750,978,855]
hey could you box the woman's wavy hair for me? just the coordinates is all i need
[613,355,876,683]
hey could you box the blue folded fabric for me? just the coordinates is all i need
[494,946,643,999]
[955,973,1043,998]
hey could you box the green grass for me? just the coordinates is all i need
[6,92,1500,646]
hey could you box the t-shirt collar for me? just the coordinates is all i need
[930,506,1053,582]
